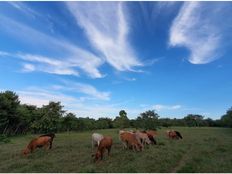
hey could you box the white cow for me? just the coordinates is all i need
[92,133,104,149]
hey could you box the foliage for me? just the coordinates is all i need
[0,91,20,135]
[0,90,231,136]
[62,113,77,132]
[113,110,130,128]
[135,110,159,130]
[183,114,204,127]
[0,134,10,143]
[220,107,232,127]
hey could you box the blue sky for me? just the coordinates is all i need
[0,2,232,119]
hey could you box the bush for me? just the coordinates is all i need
[0,135,11,143]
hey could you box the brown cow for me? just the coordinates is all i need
[166,130,183,139]
[119,132,143,151]
[166,130,177,139]
[39,133,55,149]
[22,136,52,156]
[142,130,157,144]
[93,136,113,162]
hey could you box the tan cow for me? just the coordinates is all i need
[119,131,143,151]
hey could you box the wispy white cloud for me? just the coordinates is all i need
[58,80,111,101]
[17,87,78,107]
[0,51,80,76]
[124,77,136,82]
[169,2,232,64]
[153,104,182,111]
[0,51,11,57]
[21,63,35,72]
[17,82,110,105]
[18,53,80,76]
[0,15,104,78]
[14,86,122,118]
[66,2,142,72]
[8,2,39,17]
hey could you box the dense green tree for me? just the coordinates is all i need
[31,101,65,133]
[62,113,77,132]
[159,118,172,127]
[136,110,159,130]
[96,118,113,129]
[0,91,20,135]
[184,114,204,127]
[221,107,232,127]
[113,110,130,128]
[16,104,38,134]
[0,90,230,136]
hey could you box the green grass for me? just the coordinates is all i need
[0,127,232,173]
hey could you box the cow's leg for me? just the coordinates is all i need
[107,146,111,156]
[44,143,49,150]
[49,140,53,149]
[153,138,157,145]
[134,144,139,152]
[100,149,104,160]
[31,147,34,153]
[132,144,135,152]
[122,141,127,149]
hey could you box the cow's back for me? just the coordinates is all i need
[34,136,51,146]
[99,136,112,148]
[92,133,103,141]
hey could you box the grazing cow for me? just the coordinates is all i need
[175,131,183,139]
[92,133,104,149]
[119,132,143,151]
[134,131,151,146]
[142,130,157,145]
[39,133,55,149]
[166,130,183,139]
[92,136,112,162]
[22,136,52,156]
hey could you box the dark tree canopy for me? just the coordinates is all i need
[135,110,159,130]
[221,107,232,127]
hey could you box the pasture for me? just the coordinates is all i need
[0,127,232,173]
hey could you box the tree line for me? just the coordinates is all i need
[0,90,232,136]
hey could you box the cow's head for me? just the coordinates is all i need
[22,148,30,156]
[92,151,101,162]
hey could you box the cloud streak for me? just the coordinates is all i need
[153,104,182,111]
[0,15,104,78]
[66,2,142,72]
[169,2,232,64]
[57,80,111,101]
[18,88,77,107]
[17,81,110,106]
[8,2,39,18]
[14,86,121,118]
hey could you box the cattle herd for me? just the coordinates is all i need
[22,129,183,162]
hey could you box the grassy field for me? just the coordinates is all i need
[0,127,232,173]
